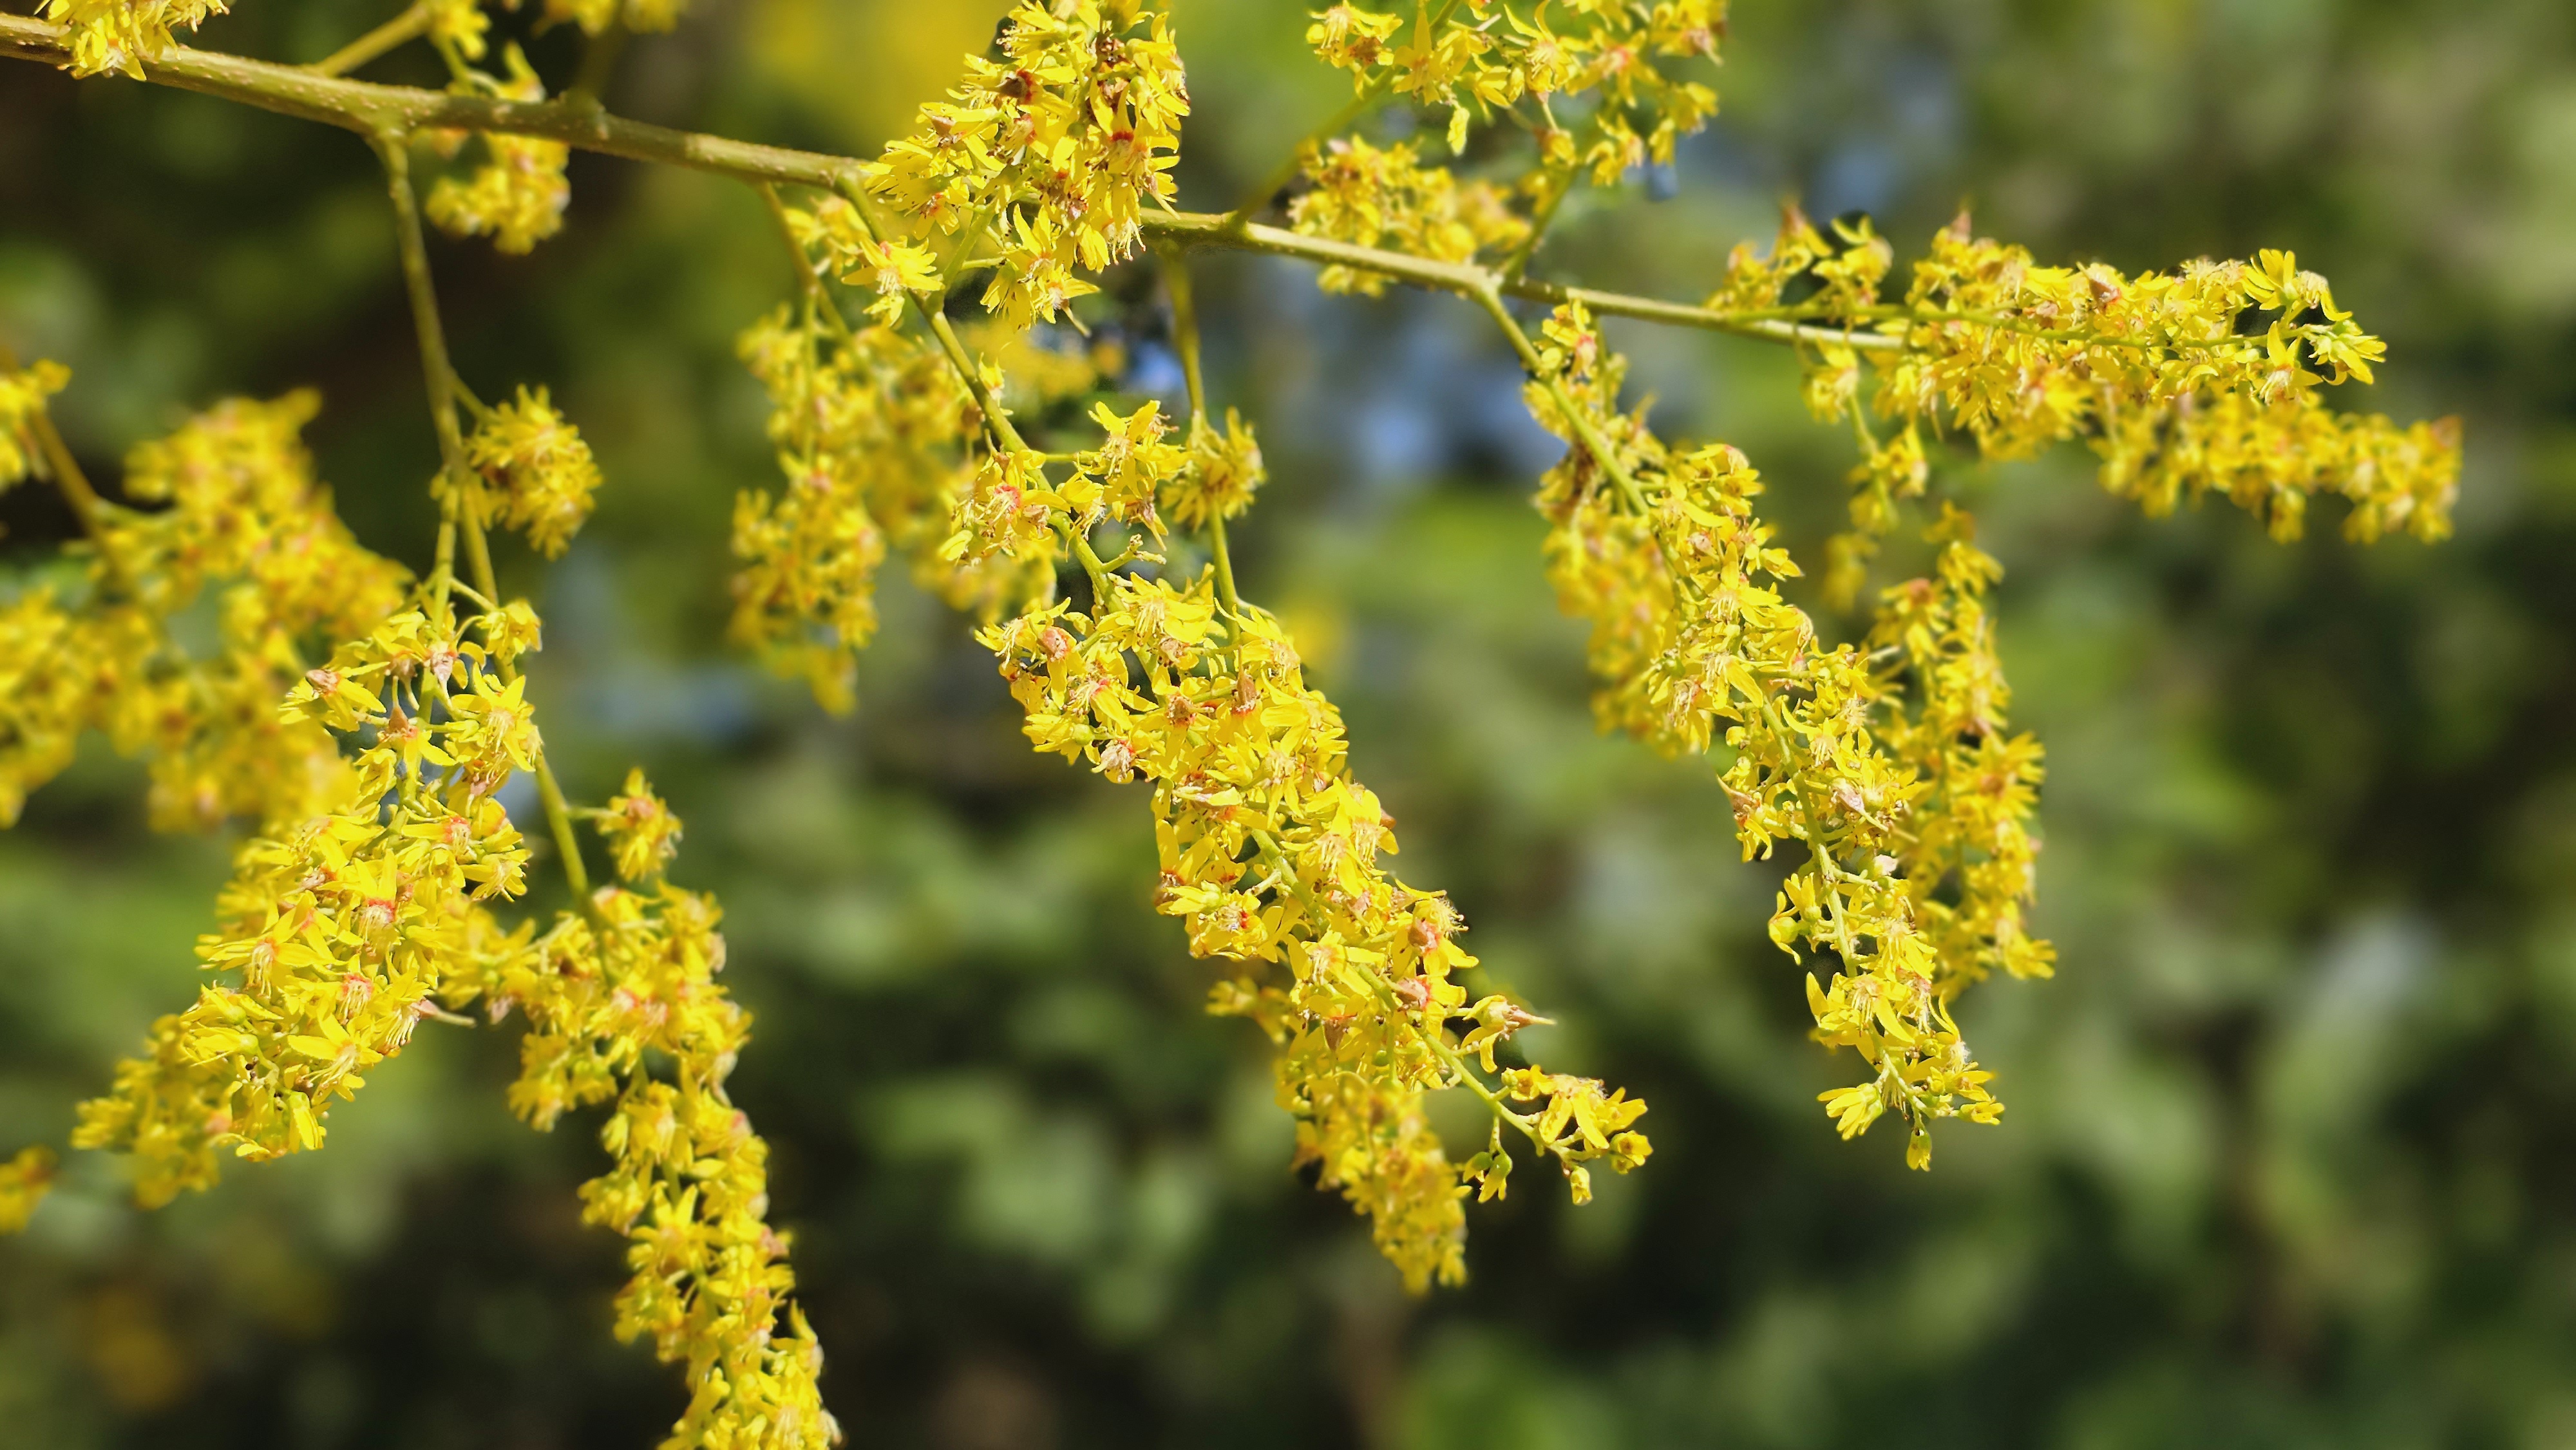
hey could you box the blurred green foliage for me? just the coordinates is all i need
[3,0,2571,1445]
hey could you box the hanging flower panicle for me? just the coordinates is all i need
[447,782,837,1449]
[864,0,1191,327]
[967,399,1650,1292]
[72,600,538,1205]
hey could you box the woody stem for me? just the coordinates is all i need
[0,342,128,587]
[0,14,1895,357]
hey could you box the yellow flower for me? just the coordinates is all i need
[463,386,601,558]
[424,0,488,59]
[0,1145,57,1234]
[1290,135,1528,296]
[42,0,227,78]
[424,48,571,256]
[595,768,683,883]
[864,1,1189,315]
[0,358,68,487]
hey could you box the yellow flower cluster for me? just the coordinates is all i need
[42,578,833,1441]
[1522,302,2011,1164]
[1710,213,2466,551]
[0,388,407,831]
[732,294,1009,711]
[1868,507,2052,992]
[41,0,225,79]
[1522,204,2463,1161]
[2097,388,2463,545]
[594,765,684,883]
[0,357,69,485]
[946,399,1183,567]
[460,384,603,558]
[0,354,835,1436]
[423,48,573,256]
[449,778,836,1450]
[544,0,685,38]
[424,0,489,61]
[967,403,1649,1290]
[1307,0,1723,162]
[790,196,943,326]
[72,601,538,1207]
[1168,408,1265,531]
[0,1145,55,1232]
[1289,135,1529,296]
[864,0,1189,328]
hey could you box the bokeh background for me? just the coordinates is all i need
[3,0,2570,1445]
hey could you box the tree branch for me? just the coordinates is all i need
[0,14,1897,354]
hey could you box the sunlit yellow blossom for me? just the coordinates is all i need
[78,603,535,1197]
[791,196,943,324]
[462,385,601,558]
[424,0,488,59]
[975,402,1649,1290]
[0,358,69,486]
[41,0,226,78]
[595,767,683,883]
[1290,135,1528,296]
[864,1,1189,318]
[424,48,572,255]
[1304,0,1721,172]
[1165,407,1265,531]
[1749,214,2463,547]
[453,805,836,1448]
[0,1145,56,1233]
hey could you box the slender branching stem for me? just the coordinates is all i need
[1498,160,1573,281]
[567,22,624,109]
[535,756,592,899]
[310,1,428,79]
[1470,283,1651,513]
[755,182,843,328]
[0,341,126,585]
[1160,244,1208,425]
[1425,1031,1546,1149]
[927,310,1025,454]
[372,129,473,603]
[1155,242,1240,621]
[375,126,596,909]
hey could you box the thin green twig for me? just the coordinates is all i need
[310,1,429,79]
